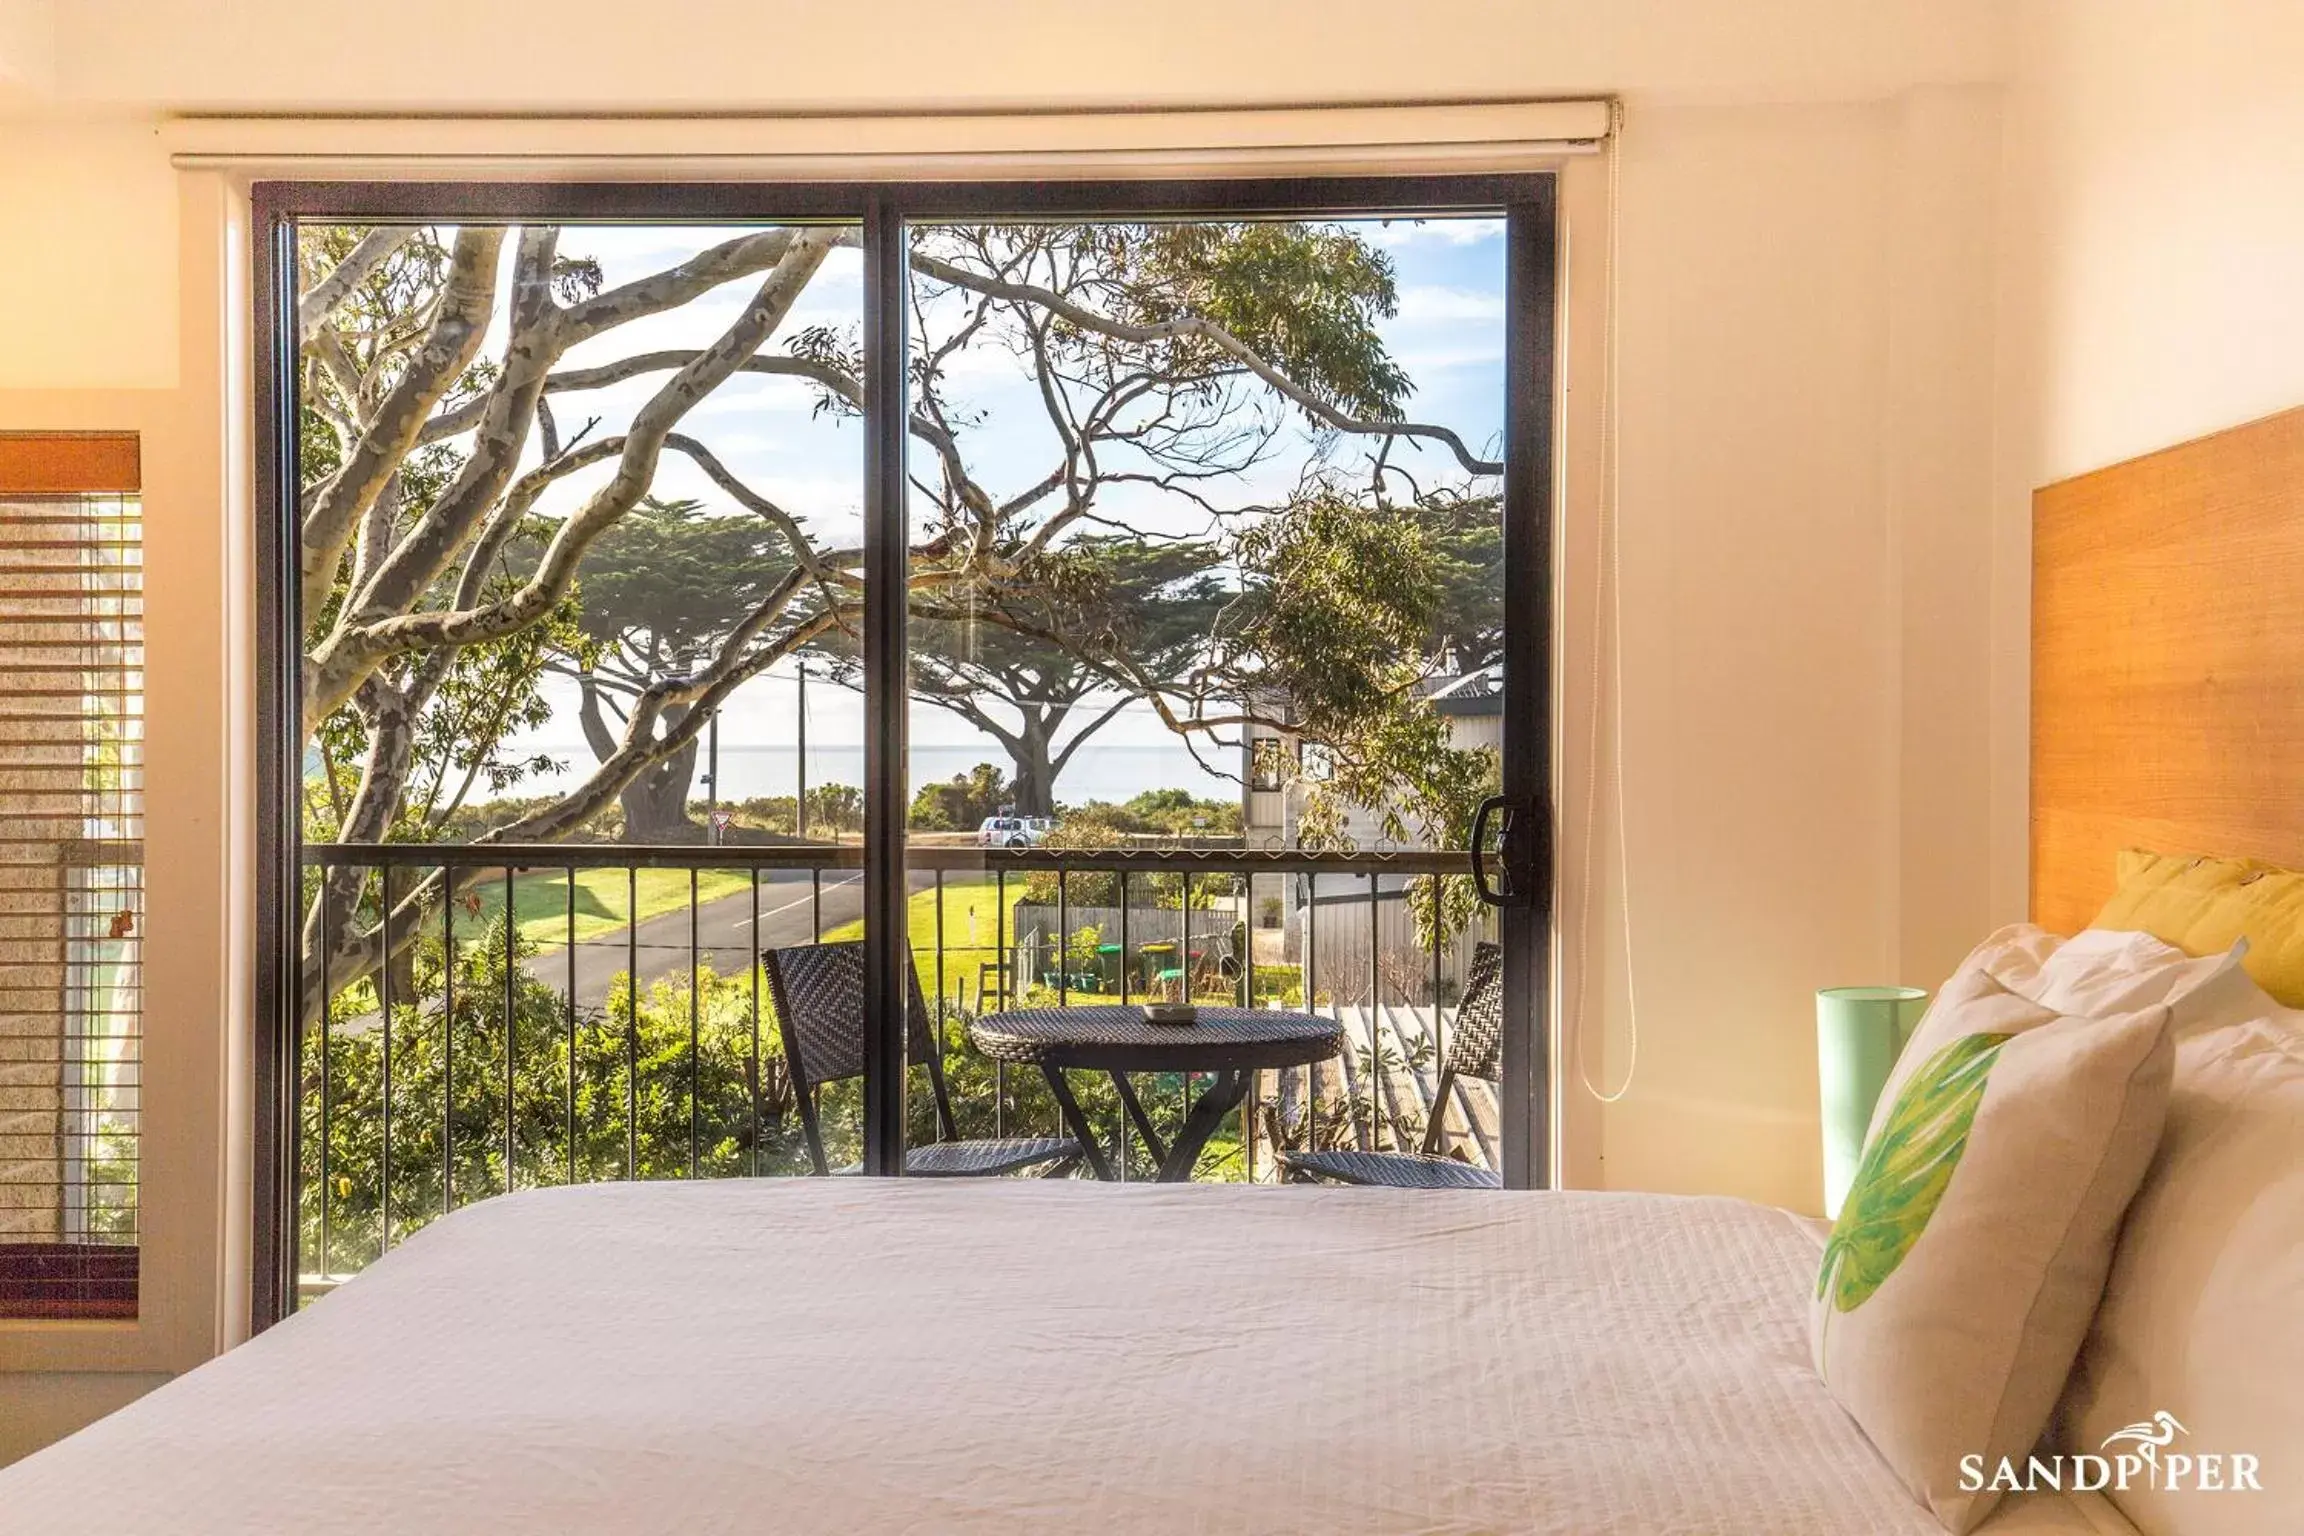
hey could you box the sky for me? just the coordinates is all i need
[453,216,1507,812]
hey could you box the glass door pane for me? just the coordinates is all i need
[290,218,865,1296]
[901,214,1510,1182]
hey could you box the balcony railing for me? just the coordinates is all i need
[293,841,1498,1301]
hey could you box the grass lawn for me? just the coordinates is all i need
[821,873,1011,1002]
[816,877,1266,1011]
[463,866,757,953]
[817,873,1144,1008]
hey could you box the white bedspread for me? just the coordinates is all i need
[0,1181,2127,1534]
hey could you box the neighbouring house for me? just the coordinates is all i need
[1242,664,1503,1001]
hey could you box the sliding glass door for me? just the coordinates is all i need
[254,177,1554,1329]
[266,212,876,1306]
[896,208,1539,1182]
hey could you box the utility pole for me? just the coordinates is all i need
[795,658,809,840]
[705,708,721,844]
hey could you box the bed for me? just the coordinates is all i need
[0,1179,2129,1534]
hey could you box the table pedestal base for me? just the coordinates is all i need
[1041,1066,1257,1183]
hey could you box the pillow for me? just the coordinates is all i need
[1811,965,2176,1532]
[2093,848,2304,1008]
[2055,961,2304,1536]
[1954,921,2237,1018]
[2021,929,2242,1018]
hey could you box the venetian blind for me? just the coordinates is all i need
[0,433,143,1321]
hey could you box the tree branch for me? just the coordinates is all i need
[332,228,564,636]
[305,231,839,731]
[1048,692,1135,776]
[661,432,832,581]
[299,226,505,624]
[558,229,798,340]
[299,227,418,346]
[910,249,1504,477]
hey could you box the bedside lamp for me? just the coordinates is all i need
[1816,985,1928,1219]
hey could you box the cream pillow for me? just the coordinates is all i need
[2055,961,2303,1536]
[1811,966,2176,1532]
[1963,921,2237,1017]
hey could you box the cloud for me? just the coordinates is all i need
[1395,284,1507,323]
[1390,343,1507,376]
[1360,217,1506,250]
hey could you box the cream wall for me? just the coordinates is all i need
[1575,90,2002,1204]
[1986,0,2304,922]
[0,116,179,389]
[0,171,240,1459]
[2004,0,2304,483]
[0,2,55,98]
[44,0,2008,111]
[0,0,2042,1458]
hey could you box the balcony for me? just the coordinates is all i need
[294,841,1500,1298]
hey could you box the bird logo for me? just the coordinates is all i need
[2102,1411,2189,1475]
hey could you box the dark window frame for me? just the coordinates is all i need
[1248,734,1289,794]
[251,173,1558,1333]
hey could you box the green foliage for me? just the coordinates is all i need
[561,496,798,677]
[1095,786,1242,837]
[1411,493,1506,670]
[1232,487,1440,730]
[1052,788,1241,846]
[1817,1032,2012,1314]
[1215,487,1499,944]
[536,495,808,833]
[1019,792,1241,910]
[1119,222,1410,420]
[1051,923,1104,977]
[1252,963,1304,1006]
[829,537,1231,814]
[439,794,625,843]
[81,1128,138,1242]
[298,914,797,1272]
[910,763,1014,831]
[296,226,581,844]
[980,537,1228,682]
[298,919,1266,1270]
[303,540,576,846]
[804,783,863,835]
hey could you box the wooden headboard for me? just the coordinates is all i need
[2032,403,2304,931]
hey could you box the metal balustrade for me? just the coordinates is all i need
[292,841,1498,1303]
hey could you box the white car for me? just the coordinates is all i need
[977,815,1053,848]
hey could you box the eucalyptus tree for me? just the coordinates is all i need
[550,496,798,839]
[294,217,1499,1021]
[830,535,1228,816]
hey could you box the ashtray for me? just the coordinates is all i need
[1142,1003,1199,1026]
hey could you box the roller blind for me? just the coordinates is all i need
[162,99,1611,177]
[0,433,142,1321]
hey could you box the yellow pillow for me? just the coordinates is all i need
[2092,849,2304,1008]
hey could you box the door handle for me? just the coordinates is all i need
[1470,794,1547,909]
[1470,794,1520,907]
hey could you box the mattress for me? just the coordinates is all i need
[0,1180,2131,1534]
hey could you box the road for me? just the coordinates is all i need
[523,869,959,1011]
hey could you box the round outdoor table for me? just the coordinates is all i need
[968,1006,1343,1183]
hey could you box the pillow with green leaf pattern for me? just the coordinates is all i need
[1810,964,2174,1533]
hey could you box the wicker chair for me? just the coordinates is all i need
[1275,941,1504,1190]
[763,940,1082,1178]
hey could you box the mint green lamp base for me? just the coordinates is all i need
[1817,985,1928,1219]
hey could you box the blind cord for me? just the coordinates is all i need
[1575,99,1639,1105]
